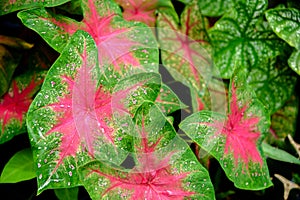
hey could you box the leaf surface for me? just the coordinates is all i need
[0,72,44,143]
[26,30,161,193]
[17,0,158,73]
[0,148,36,183]
[266,8,300,49]
[0,0,69,15]
[115,0,173,27]
[208,0,281,78]
[180,73,272,190]
[158,3,221,112]
[80,102,215,200]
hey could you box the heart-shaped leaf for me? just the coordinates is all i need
[208,0,282,78]
[0,71,44,144]
[158,3,223,112]
[26,30,161,193]
[266,8,300,50]
[80,102,215,200]
[180,70,273,190]
[17,0,158,73]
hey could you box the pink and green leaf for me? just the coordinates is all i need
[0,71,44,144]
[115,0,173,27]
[17,0,159,73]
[157,3,216,112]
[179,71,273,190]
[0,0,69,15]
[26,30,161,193]
[80,102,215,200]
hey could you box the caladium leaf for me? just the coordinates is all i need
[244,56,297,114]
[266,8,300,76]
[26,30,161,193]
[180,71,272,190]
[80,102,215,200]
[17,0,158,73]
[198,0,235,17]
[0,71,44,144]
[158,3,220,112]
[0,0,70,15]
[115,0,173,27]
[266,8,300,50]
[267,95,299,146]
[288,49,300,75]
[155,83,187,115]
[208,0,282,78]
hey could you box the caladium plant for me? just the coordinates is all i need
[80,102,215,199]
[0,71,44,144]
[180,71,273,189]
[0,0,300,199]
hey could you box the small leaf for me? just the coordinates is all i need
[262,143,300,165]
[0,148,36,183]
[0,0,70,15]
[288,49,300,75]
[266,8,300,49]
[54,187,79,200]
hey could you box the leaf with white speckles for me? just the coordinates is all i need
[0,0,69,15]
[80,102,215,200]
[198,0,235,17]
[158,3,218,112]
[266,8,300,50]
[17,0,158,73]
[208,0,282,78]
[288,49,300,75]
[180,70,273,190]
[26,30,161,193]
[0,71,45,144]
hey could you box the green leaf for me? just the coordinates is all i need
[266,8,300,50]
[209,0,281,78]
[198,0,235,17]
[288,49,300,75]
[0,0,70,15]
[244,56,297,114]
[262,143,300,165]
[54,187,79,200]
[268,95,299,145]
[0,148,36,183]
[180,71,273,190]
[155,84,188,115]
